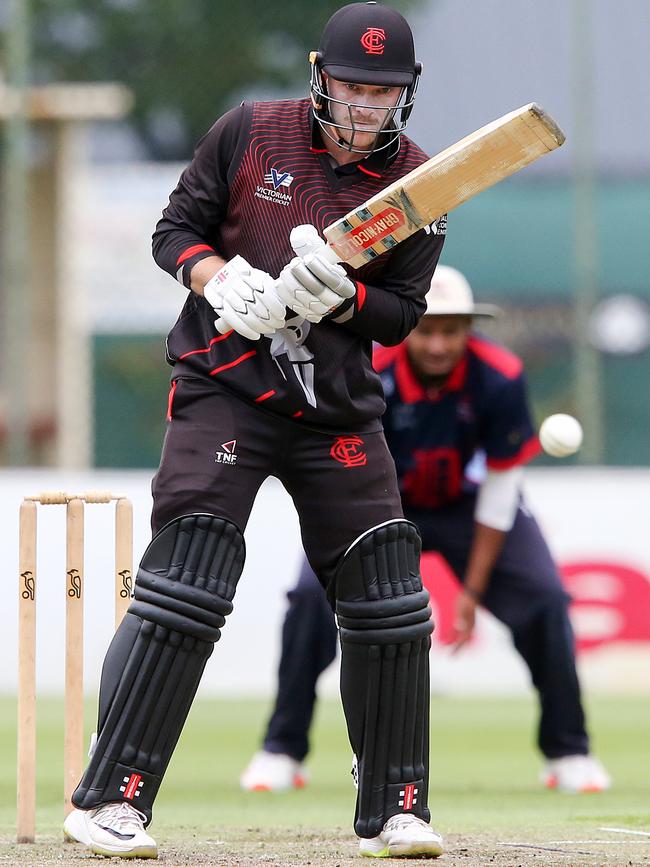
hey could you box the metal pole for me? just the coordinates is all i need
[571,0,604,463]
[1,0,32,465]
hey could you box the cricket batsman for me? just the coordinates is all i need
[64,2,445,859]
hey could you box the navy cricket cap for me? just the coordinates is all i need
[318,2,418,87]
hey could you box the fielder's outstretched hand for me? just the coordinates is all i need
[204,255,286,340]
[451,590,477,653]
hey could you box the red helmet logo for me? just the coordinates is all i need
[330,436,367,468]
[360,27,386,55]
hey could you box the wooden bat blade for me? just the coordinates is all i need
[324,103,565,269]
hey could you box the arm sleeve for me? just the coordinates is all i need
[474,466,523,531]
[328,222,445,346]
[151,102,250,288]
[481,372,541,469]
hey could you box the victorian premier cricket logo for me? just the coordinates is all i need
[254,167,294,207]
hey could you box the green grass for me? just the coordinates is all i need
[1,694,649,846]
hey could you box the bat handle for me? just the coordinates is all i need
[290,224,340,264]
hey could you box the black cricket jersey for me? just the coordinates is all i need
[153,98,445,432]
[374,336,541,509]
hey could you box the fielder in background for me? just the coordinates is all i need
[63,2,445,860]
[241,265,612,796]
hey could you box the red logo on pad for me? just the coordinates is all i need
[399,784,418,810]
[120,773,143,800]
[361,27,386,55]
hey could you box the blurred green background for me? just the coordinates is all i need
[2,0,649,469]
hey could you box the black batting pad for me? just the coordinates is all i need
[72,514,245,819]
[336,520,433,838]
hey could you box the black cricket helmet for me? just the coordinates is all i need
[310,1,422,154]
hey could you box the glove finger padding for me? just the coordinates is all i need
[275,273,320,321]
[287,259,337,301]
[215,295,277,340]
[276,256,355,323]
[205,255,286,340]
[222,270,286,327]
[276,264,337,318]
[223,278,286,328]
[303,252,356,299]
[242,273,287,323]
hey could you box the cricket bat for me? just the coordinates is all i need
[291,102,565,269]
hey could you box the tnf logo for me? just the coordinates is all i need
[215,439,238,465]
[330,436,367,468]
[361,27,385,54]
[398,784,418,810]
[264,168,294,190]
[120,774,143,800]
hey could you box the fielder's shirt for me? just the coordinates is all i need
[374,336,541,508]
[153,98,445,431]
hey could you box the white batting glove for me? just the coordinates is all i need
[204,255,286,341]
[276,252,356,323]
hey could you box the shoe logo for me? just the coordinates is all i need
[120,773,143,800]
[215,439,238,465]
[361,27,385,55]
[330,436,367,468]
[97,823,136,840]
[398,784,418,810]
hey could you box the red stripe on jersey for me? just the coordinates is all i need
[445,356,468,391]
[356,281,367,311]
[210,350,257,376]
[487,435,541,469]
[358,164,382,179]
[293,410,303,418]
[176,244,215,265]
[254,389,276,403]
[468,335,522,380]
[372,344,400,372]
[393,344,467,403]
[310,146,328,153]
[179,331,234,359]
[395,347,424,403]
[166,380,178,421]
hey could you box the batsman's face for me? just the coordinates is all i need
[406,315,471,380]
[324,75,402,148]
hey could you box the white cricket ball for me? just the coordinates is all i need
[539,413,583,458]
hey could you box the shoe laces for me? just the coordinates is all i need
[92,801,147,832]
[384,813,429,832]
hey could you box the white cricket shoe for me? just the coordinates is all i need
[541,754,612,793]
[63,808,91,845]
[63,802,157,858]
[359,814,444,858]
[240,750,308,792]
